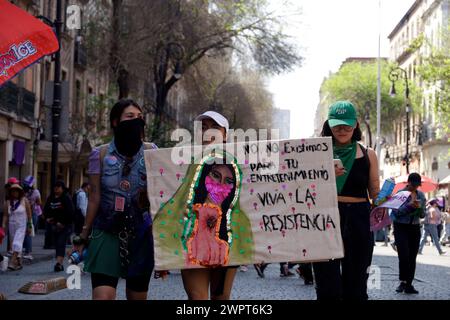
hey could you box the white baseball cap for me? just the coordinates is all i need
[195,111,229,135]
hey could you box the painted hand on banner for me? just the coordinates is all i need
[187,204,229,266]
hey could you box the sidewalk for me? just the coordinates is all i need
[1,229,55,264]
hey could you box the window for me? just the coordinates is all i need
[87,85,94,117]
[432,158,438,171]
[75,80,81,114]
[45,61,51,81]
[61,70,67,81]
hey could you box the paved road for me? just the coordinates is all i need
[1,240,449,300]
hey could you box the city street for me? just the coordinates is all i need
[1,0,449,306]
[1,232,449,300]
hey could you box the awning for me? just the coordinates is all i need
[439,174,450,186]
[0,0,59,86]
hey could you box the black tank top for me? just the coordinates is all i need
[339,144,370,199]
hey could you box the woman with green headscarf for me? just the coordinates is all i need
[153,111,254,300]
[312,101,380,301]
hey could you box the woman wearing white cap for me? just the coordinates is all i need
[181,110,239,300]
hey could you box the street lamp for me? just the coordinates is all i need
[38,1,62,188]
[389,66,411,174]
[50,0,63,188]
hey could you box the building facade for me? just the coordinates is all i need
[0,0,111,203]
[272,108,291,140]
[0,0,41,203]
[385,0,449,198]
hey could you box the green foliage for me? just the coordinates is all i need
[181,61,274,135]
[82,0,300,146]
[321,60,422,134]
[202,0,302,74]
[406,34,425,54]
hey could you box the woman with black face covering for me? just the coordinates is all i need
[78,99,157,300]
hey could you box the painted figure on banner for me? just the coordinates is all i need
[153,150,254,268]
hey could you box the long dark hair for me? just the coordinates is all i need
[193,163,237,240]
[320,120,362,141]
[109,99,142,129]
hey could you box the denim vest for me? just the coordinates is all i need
[94,141,153,233]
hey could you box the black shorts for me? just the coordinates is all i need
[91,272,151,293]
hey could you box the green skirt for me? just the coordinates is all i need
[84,228,155,279]
[84,229,122,278]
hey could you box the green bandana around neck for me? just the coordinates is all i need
[333,141,357,194]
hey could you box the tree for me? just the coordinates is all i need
[82,0,302,146]
[320,60,422,146]
[180,56,274,135]
[64,92,115,192]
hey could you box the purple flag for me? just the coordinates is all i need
[13,140,25,165]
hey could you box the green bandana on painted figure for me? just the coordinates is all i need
[153,149,254,268]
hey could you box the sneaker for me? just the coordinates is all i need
[439,251,447,255]
[22,254,33,260]
[54,263,64,272]
[281,270,295,277]
[7,259,22,271]
[296,267,314,284]
[304,279,314,285]
[239,265,248,272]
[6,251,12,257]
[395,282,406,293]
[404,284,419,294]
[254,264,265,278]
[280,264,295,277]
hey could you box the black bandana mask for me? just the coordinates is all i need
[113,118,145,157]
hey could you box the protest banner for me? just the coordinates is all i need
[145,138,344,270]
[370,191,411,232]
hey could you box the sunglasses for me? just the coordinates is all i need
[122,161,132,177]
[331,125,354,132]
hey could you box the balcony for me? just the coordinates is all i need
[0,81,19,113]
[22,89,36,119]
[0,82,35,121]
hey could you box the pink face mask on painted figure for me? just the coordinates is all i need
[205,176,233,205]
